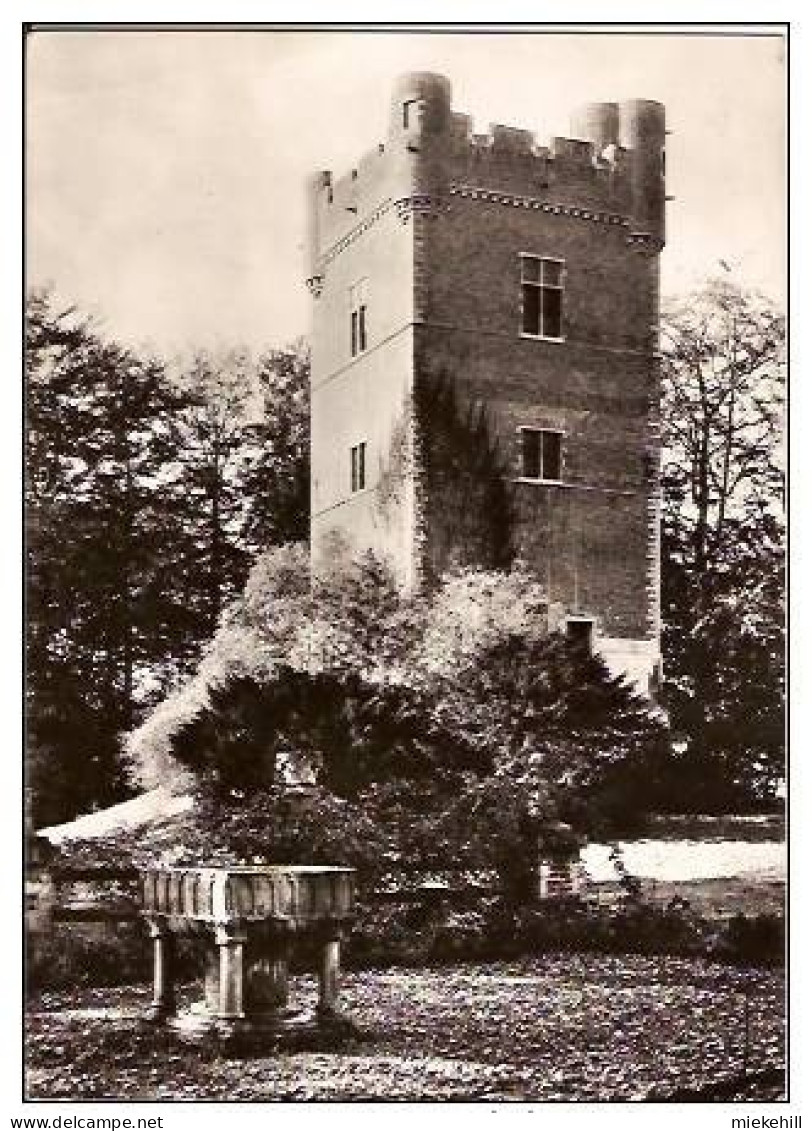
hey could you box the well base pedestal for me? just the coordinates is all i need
[157,1002,360,1053]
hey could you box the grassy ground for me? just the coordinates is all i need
[26,954,784,1102]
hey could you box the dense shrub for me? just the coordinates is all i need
[118,549,670,910]
[144,636,665,901]
[347,895,785,971]
[705,913,785,966]
[27,923,151,993]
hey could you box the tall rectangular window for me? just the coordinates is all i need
[521,429,541,480]
[351,442,366,492]
[521,256,564,340]
[350,279,368,357]
[519,427,563,482]
[541,430,562,481]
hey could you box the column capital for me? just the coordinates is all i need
[145,916,171,939]
[214,922,249,946]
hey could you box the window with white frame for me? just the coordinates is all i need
[521,255,564,340]
[519,427,563,482]
[350,441,366,492]
[349,279,368,357]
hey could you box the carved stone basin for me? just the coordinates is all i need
[142,864,354,925]
[140,865,356,1045]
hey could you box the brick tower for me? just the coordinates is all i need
[305,73,666,694]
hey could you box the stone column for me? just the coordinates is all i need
[317,930,342,1017]
[214,924,248,1020]
[203,941,220,1013]
[146,918,176,1020]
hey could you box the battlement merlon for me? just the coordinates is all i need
[304,74,666,279]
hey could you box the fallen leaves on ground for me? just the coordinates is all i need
[25,954,784,1101]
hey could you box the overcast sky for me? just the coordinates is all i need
[26,28,786,357]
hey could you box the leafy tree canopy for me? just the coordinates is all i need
[660,277,785,807]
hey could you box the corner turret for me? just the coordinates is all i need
[388,72,452,149]
[304,170,332,290]
[619,99,666,244]
[570,101,620,152]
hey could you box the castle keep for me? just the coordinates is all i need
[305,73,666,694]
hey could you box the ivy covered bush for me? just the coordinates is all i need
[120,547,668,905]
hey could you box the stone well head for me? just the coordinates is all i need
[140,864,357,1045]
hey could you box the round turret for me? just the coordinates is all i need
[569,102,620,151]
[304,169,331,282]
[619,99,666,154]
[619,99,666,243]
[389,72,452,147]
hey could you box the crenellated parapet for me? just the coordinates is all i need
[305,73,666,285]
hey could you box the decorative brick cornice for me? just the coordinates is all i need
[625,231,665,253]
[317,199,394,271]
[311,184,663,281]
[449,183,631,228]
[394,194,451,223]
[449,183,664,251]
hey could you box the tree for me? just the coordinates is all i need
[165,342,310,641]
[659,278,785,806]
[27,289,313,827]
[169,349,255,638]
[26,289,194,824]
[240,341,310,555]
[162,666,488,877]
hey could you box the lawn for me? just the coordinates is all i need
[26,954,785,1102]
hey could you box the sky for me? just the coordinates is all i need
[26,28,786,356]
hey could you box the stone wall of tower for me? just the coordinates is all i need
[305,73,666,690]
[306,74,460,586]
[307,140,419,583]
[410,162,661,644]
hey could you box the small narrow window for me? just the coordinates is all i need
[403,100,417,129]
[521,255,564,339]
[349,279,369,358]
[519,427,563,482]
[350,442,367,493]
